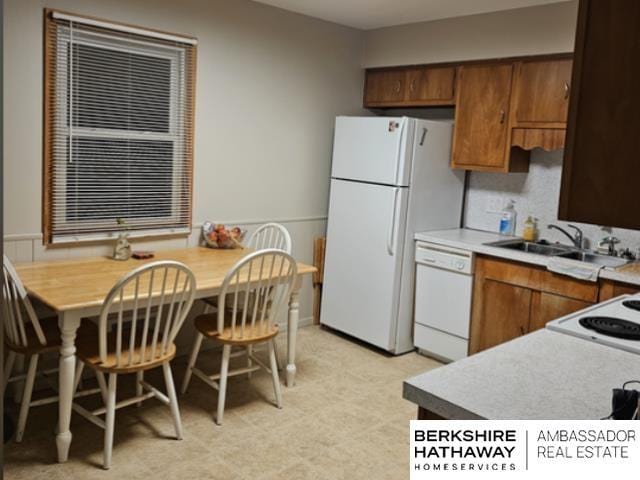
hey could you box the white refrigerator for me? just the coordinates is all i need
[320,116,465,354]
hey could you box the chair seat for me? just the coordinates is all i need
[76,321,176,373]
[194,313,279,345]
[5,316,62,354]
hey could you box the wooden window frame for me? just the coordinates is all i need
[42,8,197,245]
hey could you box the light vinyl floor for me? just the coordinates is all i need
[4,325,441,479]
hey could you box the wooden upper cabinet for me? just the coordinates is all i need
[559,0,640,230]
[363,66,455,107]
[363,53,572,172]
[451,64,522,172]
[512,59,573,126]
[364,69,406,106]
[404,67,456,105]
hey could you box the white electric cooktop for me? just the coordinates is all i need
[546,293,640,355]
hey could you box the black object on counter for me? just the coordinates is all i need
[609,381,640,420]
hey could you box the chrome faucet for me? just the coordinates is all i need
[598,236,621,256]
[547,224,584,249]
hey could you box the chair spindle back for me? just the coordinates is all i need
[2,255,46,348]
[218,249,297,341]
[247,223,292,253]
[98,261,196,368]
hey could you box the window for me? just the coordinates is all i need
[44,10,197,244]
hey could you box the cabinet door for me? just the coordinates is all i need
[469,279,531,354]
[405,67,455,104]
[364,70,406,106]
[529,292,591,333]
[599,280,640,301]
[559,0,640,230]
[451,64,514,170]
[513,59,572,125]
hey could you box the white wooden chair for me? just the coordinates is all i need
[181,249,297,425]
[2,255,101,442]
[247,223,292,254]
[201,223,292,367]
[201,222,292,313]
[72,261,196,469]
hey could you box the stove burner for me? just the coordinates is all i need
[623,300,640,312]
[579,316,640,340]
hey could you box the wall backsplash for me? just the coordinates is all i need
[463,149,640,254]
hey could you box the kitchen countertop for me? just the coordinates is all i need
[415,228,640,287]
[403,329,640,419]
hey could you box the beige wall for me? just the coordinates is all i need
[3,0,365,236]
[3,0,366,326]
[362,1,577,67]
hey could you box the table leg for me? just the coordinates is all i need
[285,282,301,387]
[56,311,81,463]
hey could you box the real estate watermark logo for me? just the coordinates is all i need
[410,420,640,479]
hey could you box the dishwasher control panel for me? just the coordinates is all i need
[415,242,473,274]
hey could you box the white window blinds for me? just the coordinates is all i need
[44,11,197,244]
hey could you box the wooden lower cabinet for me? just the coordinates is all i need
[529,292,591,332]
[470,279,531,353]
[417,407,446,420]
[599,279,640,301]
[469,256,598,354]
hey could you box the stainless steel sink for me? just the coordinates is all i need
[554,250,630,268]
[484,239,572,256]
[485,239,630,268]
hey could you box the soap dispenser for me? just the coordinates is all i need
[522,216,538,242]
[499,200,517,236]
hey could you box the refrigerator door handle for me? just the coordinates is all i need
[387,187,400,256]
[393,118,406,185]
[419,127,428,146]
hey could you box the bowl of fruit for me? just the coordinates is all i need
[202,222,246,249]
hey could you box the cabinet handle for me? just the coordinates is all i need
[395,81,401,93]
[499,109,506,124]
[563,82,570,100]
[410,80,416,92]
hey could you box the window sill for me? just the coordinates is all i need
[47,227,192,246]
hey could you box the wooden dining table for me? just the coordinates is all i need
[15,246,316,463]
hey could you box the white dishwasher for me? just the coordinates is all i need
[414,241,474,362]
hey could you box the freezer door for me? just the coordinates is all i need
[331,116,412,186]
[320,179,408,351]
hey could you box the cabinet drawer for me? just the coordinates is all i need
[541,271,599,302]
[479,256,542,290]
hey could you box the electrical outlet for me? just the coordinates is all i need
[485,196,503,214]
